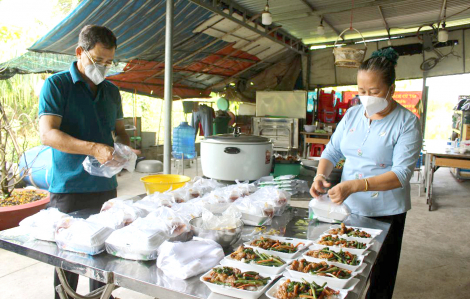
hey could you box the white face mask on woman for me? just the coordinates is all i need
[83,50,110,85]
[359,87,391,117]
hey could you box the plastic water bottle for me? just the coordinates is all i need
[172,122,196,159]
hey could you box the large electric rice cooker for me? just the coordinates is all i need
[201,133,273,181]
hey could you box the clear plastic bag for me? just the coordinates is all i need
[309,194,351,223]
[200,206,242,230]
[105,217,170,261]
[100,196,134,211]
[133,200,163,213]
[233,197,274,226]
[86,208,129,230]
[146,207,190,237]
[82,143,137,178]
[233,197,274,218]
[170,188,191,203]
[171,202,207,222]
[250,186,291,216]
[189,176,225,196]
[156,237,224,280]
[100,198,148,225]
[141,192,175,208]
[19,208,67,241]
[55,217,114,255]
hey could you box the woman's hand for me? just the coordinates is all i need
[310,176,332,198]
[328,180,358,204]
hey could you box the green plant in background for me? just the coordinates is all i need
[0,98,38,198]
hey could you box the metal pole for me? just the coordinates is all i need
[163,0,174,174]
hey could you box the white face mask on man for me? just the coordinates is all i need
[359,87,391,117]
[83,50,110,85]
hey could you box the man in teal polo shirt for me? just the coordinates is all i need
[39,25,128,299]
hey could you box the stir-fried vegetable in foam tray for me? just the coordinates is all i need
[273,278,341,299]
[328,223,373,238]
[201,266,271,291]
[305,247,360,266]
[289,259,352,279]
[249,237,304,253]
[230,245,286,267]
[317,235,368,249]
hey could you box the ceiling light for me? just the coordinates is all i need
[262,1,272,25]
[438,23,448,43]
[438,2,448,43]
[317,18,325,35]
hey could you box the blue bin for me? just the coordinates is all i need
[18,146,52,190]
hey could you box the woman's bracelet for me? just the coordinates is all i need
[314,174,327,181]
[364,178,369,192]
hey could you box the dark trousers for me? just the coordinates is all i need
[48,189,117,299]
[366,213,407,299]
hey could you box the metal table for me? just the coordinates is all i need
[0,206,390,299]
[424,143,470,211]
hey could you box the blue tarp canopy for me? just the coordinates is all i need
[29,0,227,63]
[2,0,300,98]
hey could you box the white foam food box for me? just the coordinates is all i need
[285,260,359,289]
[324,225,383,244]
[241,213,270,227]
[302,248,368,273]
[313,235,373,256]
[265,276,349,299]
[199,264,277,299]
[220,254,292,276]
[244,235,312,260]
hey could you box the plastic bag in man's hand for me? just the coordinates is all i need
[83,143,137,178]
[309,194,351,223]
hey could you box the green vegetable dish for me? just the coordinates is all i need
[290,259,352,279]
[318,235,367,249]
[202,267,271,291]
[230,245,286,267]
[249,237,304,253]
[274,278,340,299]
[306,247,360,266]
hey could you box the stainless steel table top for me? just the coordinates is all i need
[0,206,390,299]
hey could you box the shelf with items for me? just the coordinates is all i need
[451,110,470,141]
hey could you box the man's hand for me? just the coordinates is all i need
[92,143,115,165]
[328,180,357,204]
[310,176,332,198]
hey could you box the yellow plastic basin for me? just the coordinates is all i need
[140,174,191,195]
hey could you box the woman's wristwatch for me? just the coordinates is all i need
[314,174,327,182]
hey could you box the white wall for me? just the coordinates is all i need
[309,28,470,87]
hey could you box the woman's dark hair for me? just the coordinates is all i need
[78,25,117,51]
[359,47,399,87]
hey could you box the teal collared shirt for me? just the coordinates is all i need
[39,62,123,193]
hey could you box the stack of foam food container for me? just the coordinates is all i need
[200,224,383,299]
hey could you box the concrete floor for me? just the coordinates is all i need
[1,161,469,299]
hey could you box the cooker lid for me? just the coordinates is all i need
[204,133,271,143]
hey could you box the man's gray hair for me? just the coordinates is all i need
[78,25,117,51]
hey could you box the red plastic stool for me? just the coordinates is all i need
[309,144,325,157]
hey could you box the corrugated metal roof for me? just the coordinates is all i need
[233,0,470,44]
[24,0,296,98]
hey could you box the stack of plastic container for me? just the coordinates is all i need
[172,122,196,159]
[318,90,337,123]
